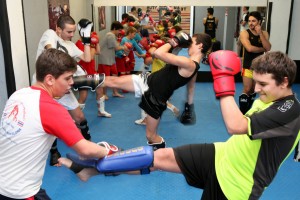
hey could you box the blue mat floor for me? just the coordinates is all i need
[42,82,300,200]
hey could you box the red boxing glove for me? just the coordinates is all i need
[119,29,125,37]
[208,50,241,97]
[168,29,176,38]
[152,34,161,40]
[128,22,135,27]
[97,141,120,155]
[139,37,150,51]
[150,39,165,48]
[124,42,133,50]
[90,32,99,45]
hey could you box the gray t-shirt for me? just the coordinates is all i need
[98,32,118,65]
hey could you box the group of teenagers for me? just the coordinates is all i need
[0,9,299,200]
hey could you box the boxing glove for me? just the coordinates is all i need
[97,141,120,155]
[78,19,93,45]
[208,50,241,97]
[139,37,150,51]
[124,42,133,50]
[128,22,135,27]
[119,29,125,37]
[150,39,165,48]
[169,31,192,48]
[91,32,99,45]
[168,29,176,38]
[152,34,161,40]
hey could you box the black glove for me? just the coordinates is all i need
[77,19,93,45]
[169,31,192,48]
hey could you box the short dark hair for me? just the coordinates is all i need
[56,15,75,29]
[251,51,297,87]
[131,6,136,12]
[207,7,214,15]
[111,21,123,31]
[36,49,77,82]
[122,13,129,20]
[249,11,262,22]
[193,33,212,55]
[127,16,136,23]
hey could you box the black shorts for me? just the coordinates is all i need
[139,91,167,119]
[173,144,227,200]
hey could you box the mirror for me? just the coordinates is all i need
[92,6,268,72]
[21,1,268,79]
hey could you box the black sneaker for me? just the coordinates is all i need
[50,149,61,166]
[180,103,196,125]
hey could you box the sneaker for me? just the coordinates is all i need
[98,111,112,118]
[167,104,180,117]
[180,103,196,125]
[50,149,61,166]
[135,118,146,125]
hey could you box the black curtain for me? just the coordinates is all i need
[0,0,16,97]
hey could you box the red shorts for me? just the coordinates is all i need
[125,50,135,72]
[78,60,97,75]
[98,64,118,76]
[115,57,126,73]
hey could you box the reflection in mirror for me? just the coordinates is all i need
[93,6,268,72]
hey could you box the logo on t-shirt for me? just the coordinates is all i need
[0,100,25,137]
[277,100,294,112]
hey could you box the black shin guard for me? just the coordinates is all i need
[73,73,105,92]
[248,93,256,109]
[77,119,91,140]
[239,93,250,114]
[50,139,61,166]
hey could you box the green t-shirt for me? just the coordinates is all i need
[215,95,300,199]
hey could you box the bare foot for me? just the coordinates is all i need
[58,157,72,168]
[112,93,124,98]
[58,157,100,182]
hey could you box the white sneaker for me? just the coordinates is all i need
[135,118,146,125]
[98,111,112,118]
[167,104,180,117]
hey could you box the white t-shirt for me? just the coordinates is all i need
[36,29,82,60]
[32,29,85,110]
[240,13,249,31]
[0,87,83,198]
